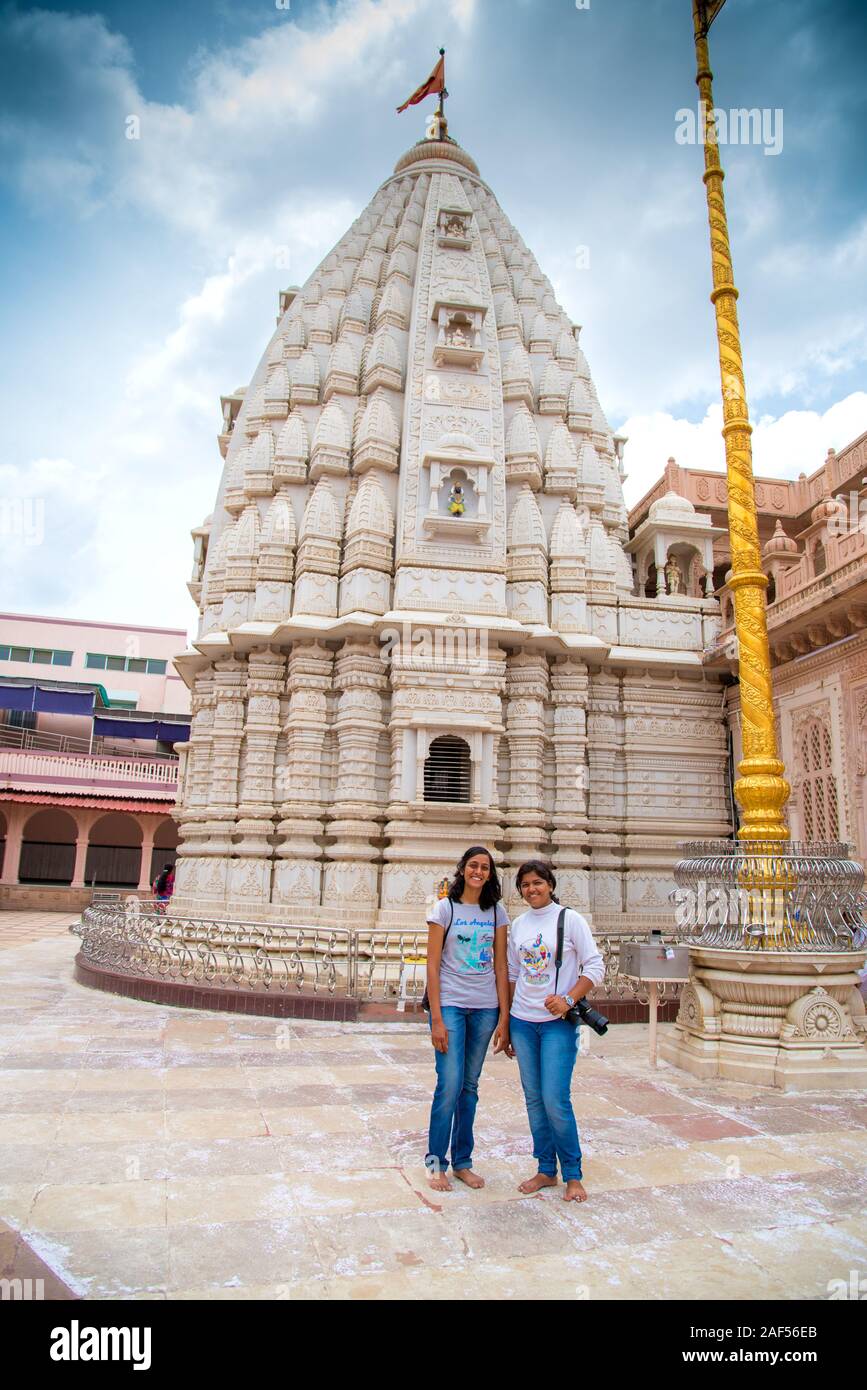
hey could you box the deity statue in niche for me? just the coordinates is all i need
[448,482,467,515]
[665,556,683,595]
[448,318,471,349]
[446,215,466,239]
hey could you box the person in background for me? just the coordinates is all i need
[152,863,175,912]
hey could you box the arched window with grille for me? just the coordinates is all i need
[798,718,839,841]
[424,735,472,803]
[812,542,826,576]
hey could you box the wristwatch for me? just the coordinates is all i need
[563,994,575,1008]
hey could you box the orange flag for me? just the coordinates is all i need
[397,53,446,114]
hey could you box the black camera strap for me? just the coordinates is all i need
[553,906,568,994]
[443,897,454,941]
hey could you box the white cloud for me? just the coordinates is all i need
[2,0,865,636]
[446,0,478,33]
[0,0,427,248]
[621,391,867,506]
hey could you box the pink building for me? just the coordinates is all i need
[0,613,190,908]
[629,429,867,857]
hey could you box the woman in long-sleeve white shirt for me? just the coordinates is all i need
[507,859,605,1202]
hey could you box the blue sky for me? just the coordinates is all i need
[1,0,865,635]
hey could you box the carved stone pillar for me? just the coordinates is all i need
[0,806,25,886]
[172,667,223,907]
[272,641,334,912]
[136,820,157,893]
[322,639,388,920]
[196,657,247,906]
[551,658,591,910]
[230,647,286,908]
[62,808,97,891]
[502,651,549,909]
[587,672,626,919]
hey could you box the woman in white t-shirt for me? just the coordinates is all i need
[425,845,510,1193]
[506,859,605,1203]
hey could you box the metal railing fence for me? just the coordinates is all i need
[72,902,685,1006]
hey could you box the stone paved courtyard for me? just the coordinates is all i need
[2,913,867,1300]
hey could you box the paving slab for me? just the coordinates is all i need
[1,916,867,1300]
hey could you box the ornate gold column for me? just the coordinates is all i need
[693,0,789,840]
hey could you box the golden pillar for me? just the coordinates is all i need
[692,0,789,841]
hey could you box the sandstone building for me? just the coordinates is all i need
[630,430,867,861]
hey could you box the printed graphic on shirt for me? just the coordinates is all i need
[453,918,495,973]
[519,932,553,985]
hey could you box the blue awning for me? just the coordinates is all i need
[0,684,96,716]
[157,722,190,743]
[93,717,158,740]
[92,716,190,743]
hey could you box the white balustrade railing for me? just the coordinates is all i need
[0,748,179,788]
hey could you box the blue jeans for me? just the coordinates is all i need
[510,1014,582,1182]
[426,1006,500,1173]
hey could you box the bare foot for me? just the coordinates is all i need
[518,1173,558,1195]
[564,1180,587,1202]
[454,1168,485,1189]
[428,1172,452,1192]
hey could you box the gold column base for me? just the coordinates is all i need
[735,758,791,841]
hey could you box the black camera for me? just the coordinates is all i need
[567,998,609,1035]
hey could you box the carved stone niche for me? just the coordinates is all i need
[431,296,486,372]
[437,207,473,251]
[421,433,495,541]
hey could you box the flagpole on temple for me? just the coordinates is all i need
[692,0,790,841]
[438,48,447,128]
[660,2,867,1088]
[436,48,449,137]
[396,48,448,134]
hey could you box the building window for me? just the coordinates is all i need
[424,736,472,803]
[799,719,839,842]
[6,710,37,730]
[85,652,169,675]
[0,645,74,666]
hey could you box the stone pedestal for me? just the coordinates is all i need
[660,946,867,1091]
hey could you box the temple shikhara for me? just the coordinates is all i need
[174,126,732,928]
